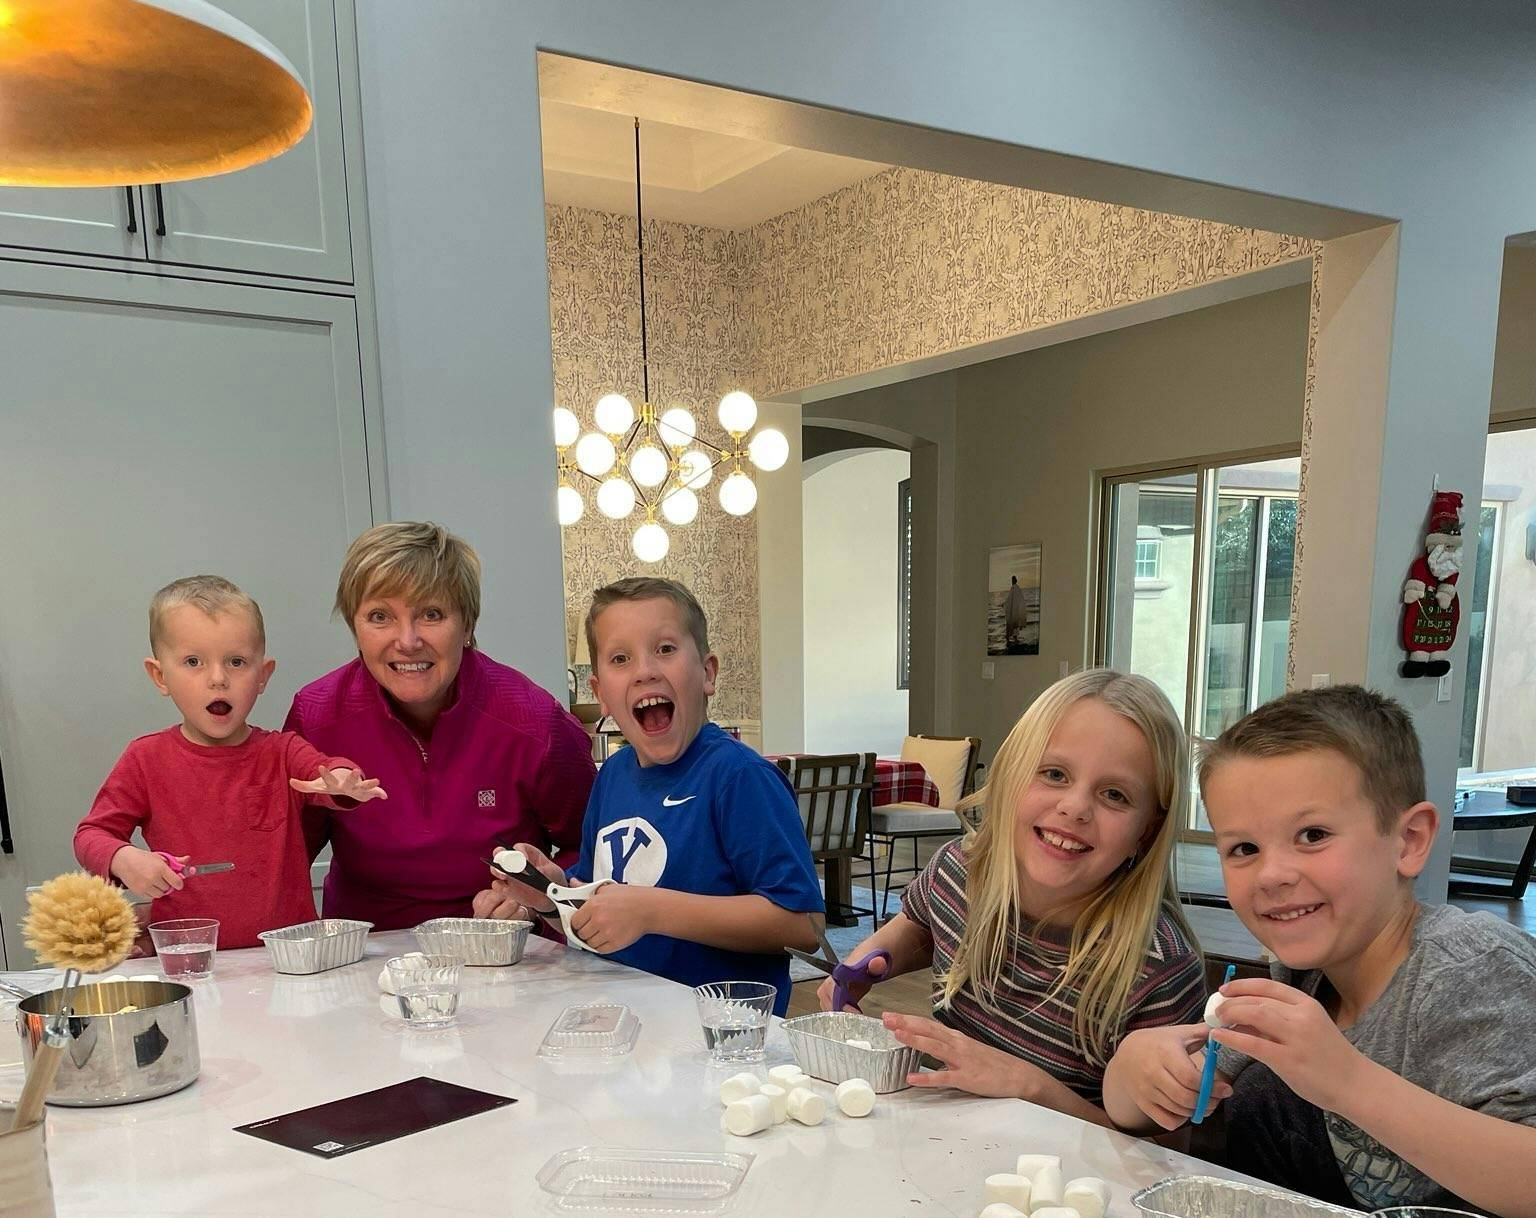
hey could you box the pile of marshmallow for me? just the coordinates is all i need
[978,1155,1110,1218]
[717,1063,876,1136]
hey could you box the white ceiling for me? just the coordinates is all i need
[540,101,890,231]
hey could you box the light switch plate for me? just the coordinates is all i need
[1311,673,1330,689]
[1437,672,1453,702]
[981,661,995,680]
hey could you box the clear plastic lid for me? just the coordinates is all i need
[537,1002,642,1059]
[536,1147,752,1213]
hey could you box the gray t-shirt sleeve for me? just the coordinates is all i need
[1399,940,1536,1126]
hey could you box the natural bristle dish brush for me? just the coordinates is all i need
[12,873,137,1129]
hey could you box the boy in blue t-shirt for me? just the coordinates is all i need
[494,577,822,1014]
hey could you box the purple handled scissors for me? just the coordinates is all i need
[788,927,892,1012]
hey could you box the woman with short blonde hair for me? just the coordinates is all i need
[286,521,594,929]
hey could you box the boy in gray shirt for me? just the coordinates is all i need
[1103,687,1536,1216]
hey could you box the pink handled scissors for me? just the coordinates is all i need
[154,852,235,878]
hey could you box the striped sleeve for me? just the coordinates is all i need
[1121,911,1208,1035]
[900,838,959,932]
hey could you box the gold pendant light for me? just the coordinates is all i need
[0,0,312,187]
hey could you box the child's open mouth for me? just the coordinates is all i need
[633,694,674,736]
[206,700,232,717]
[1035,826,1092,858]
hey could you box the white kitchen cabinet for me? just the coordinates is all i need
[0,263,377,966]
[0,186,146,260]
[0,1,353,284]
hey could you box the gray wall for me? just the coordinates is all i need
[352,3,1536,885]
[952,284,1308,756]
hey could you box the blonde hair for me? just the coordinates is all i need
[334,522,482,642]
[149,575,265,654]
[944,669,1194,1066]
[585,577,710,661]
[1198,684,1423,834]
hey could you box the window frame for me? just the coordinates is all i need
[1092,445,1301,841]
[897,476,912,691]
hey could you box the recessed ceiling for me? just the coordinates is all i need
[540,101,890,231]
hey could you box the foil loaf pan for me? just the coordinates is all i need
[257,919,373,975]
[1131,1176,1366,1218]
[780,1010,919,1093]
[412,918,533,966]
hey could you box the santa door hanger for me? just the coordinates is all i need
[1400,490,1464,678]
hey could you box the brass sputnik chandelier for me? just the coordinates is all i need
[553,118,787,563]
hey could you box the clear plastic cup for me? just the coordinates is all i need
[693,981,776,1063]
[148,917,220,979]
[386,954,463,1028]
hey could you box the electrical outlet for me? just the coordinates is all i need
[1311,673,1330,689]
[1437,671,1453,702]
[981,661,995,680]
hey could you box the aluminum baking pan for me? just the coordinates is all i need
[1132,1175,1366,1218]
[780,1010,919,1093]
[412,917,532,966]
[257,919,372,975]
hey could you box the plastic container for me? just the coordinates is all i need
[257,919,372,975]
[1131,1176,1366,1218]
[536,1147,752,1214]
[412,917,532,966]
[780,1010,919,1093]
[537,1002,642,1060]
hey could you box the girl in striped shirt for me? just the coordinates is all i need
[820,669,1205,1125]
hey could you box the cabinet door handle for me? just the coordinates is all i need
[153,183,167,237]
[124,187,138,234]
[0,745,12,855]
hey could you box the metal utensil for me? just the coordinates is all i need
[788,927,891,1012]
[153,852,234,877]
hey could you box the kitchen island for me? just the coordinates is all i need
[10,932,1260,1216]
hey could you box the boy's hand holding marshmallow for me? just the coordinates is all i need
[1207,978,1367,1113]
[288,765,389,804]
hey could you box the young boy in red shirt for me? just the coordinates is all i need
[74,576,388,948]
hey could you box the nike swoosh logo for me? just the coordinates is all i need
[662,795,696,807]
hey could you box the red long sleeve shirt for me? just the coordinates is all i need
[74,726,355,948]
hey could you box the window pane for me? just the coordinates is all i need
[1458,503,1497,768]
[1258,497,1297,707]
[1202,494,1258,739]
[1104,472,1196,726]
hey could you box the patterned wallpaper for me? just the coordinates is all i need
[548,166,1317,723]
[547,206,761,724]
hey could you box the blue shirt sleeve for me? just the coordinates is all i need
[714,761,825,914]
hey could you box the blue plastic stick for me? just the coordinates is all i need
[1191,964,1236,1125]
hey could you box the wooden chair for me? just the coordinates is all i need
[863,735,982,923]
[777,753,876,926]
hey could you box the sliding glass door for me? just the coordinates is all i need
[1099,454,1300,835]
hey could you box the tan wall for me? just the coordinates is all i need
[1476,430,1536,770]
[949,284,1310,755]
[1490,245,1536,426]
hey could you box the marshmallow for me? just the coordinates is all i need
[1028,1165,1063,1213]
[979,1207,1027,1218]
[723,1093,775,1136]
[769,1064,809,1085]
[845,1038,872,1050]
[1204,992,1230,1028]
[835,1077,876,1117]
[493,847,527,874]
[760,1083,789,1123]
[1063,1178,1111,1218]
[378,966,397,995]
[1015,1155,1060,1180]
[787,1086,826,1126]
[1032,1209,1080,1218]
[719,1072,762,1105]
[983,1173,1032,1211]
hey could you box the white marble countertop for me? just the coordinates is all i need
[5,932,1260,1216]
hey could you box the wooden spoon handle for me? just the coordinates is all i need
[11,1040,63,1130]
